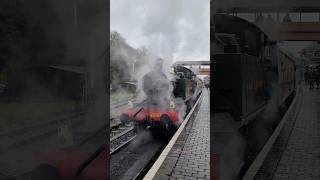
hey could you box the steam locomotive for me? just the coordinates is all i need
[212,14,296,123]
[211,14,296,178]
[120,63,203,137]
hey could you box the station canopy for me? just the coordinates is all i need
[213,0,320,13]
[174,61,210,66]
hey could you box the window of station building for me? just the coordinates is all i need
[276,12,320,22]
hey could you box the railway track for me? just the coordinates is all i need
[110,126,136,154]
[111,90,203,180]
[1,93,201,179]
[0,96,130,151]
[0,101,131,180]
[0,111,86,153]
[132,143,166,180]
[111,98,134,109]
[0,91,202,180]
[0,120,108,180]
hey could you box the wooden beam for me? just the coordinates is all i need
[257,22,320,41]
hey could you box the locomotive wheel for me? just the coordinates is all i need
[120,114,129,124]
[30,164,62,180]
[160,115,176,139]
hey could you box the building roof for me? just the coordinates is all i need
[174,61,210,66]
[213,0,320,12]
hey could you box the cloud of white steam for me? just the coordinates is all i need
[111,1,209,124]
[111,0,210,62]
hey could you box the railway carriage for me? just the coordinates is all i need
[211,14,297,179]
[212,14,296,123]
[276,50,296,107]
[212,14,269,123]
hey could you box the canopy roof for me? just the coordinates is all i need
[213,0,320,12]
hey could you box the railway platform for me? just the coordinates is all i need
[253,85,320,180]
[145,89,210,180]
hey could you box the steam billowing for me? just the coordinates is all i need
[111,0,209,62]
[111,0,209,125]
[110,31,188,123]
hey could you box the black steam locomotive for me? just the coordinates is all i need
[211,14,296,179]
[212,14,296,123]
[120,61,202,137]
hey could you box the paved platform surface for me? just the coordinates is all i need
[257,86,320,180]
[154,89,210,180]
[211,111,246,180]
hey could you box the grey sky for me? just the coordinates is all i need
[111,0,210,62]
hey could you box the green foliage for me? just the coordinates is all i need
[110,31,150,86]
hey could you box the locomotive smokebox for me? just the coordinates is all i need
[142,58,171,107]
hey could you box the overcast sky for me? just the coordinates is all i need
[110,0,210,62]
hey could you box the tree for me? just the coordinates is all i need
[110,31,125,48]
[110,31,131,88]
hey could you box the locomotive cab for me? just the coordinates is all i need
[173,71,187,100]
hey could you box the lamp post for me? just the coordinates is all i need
[132,59,136,74]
